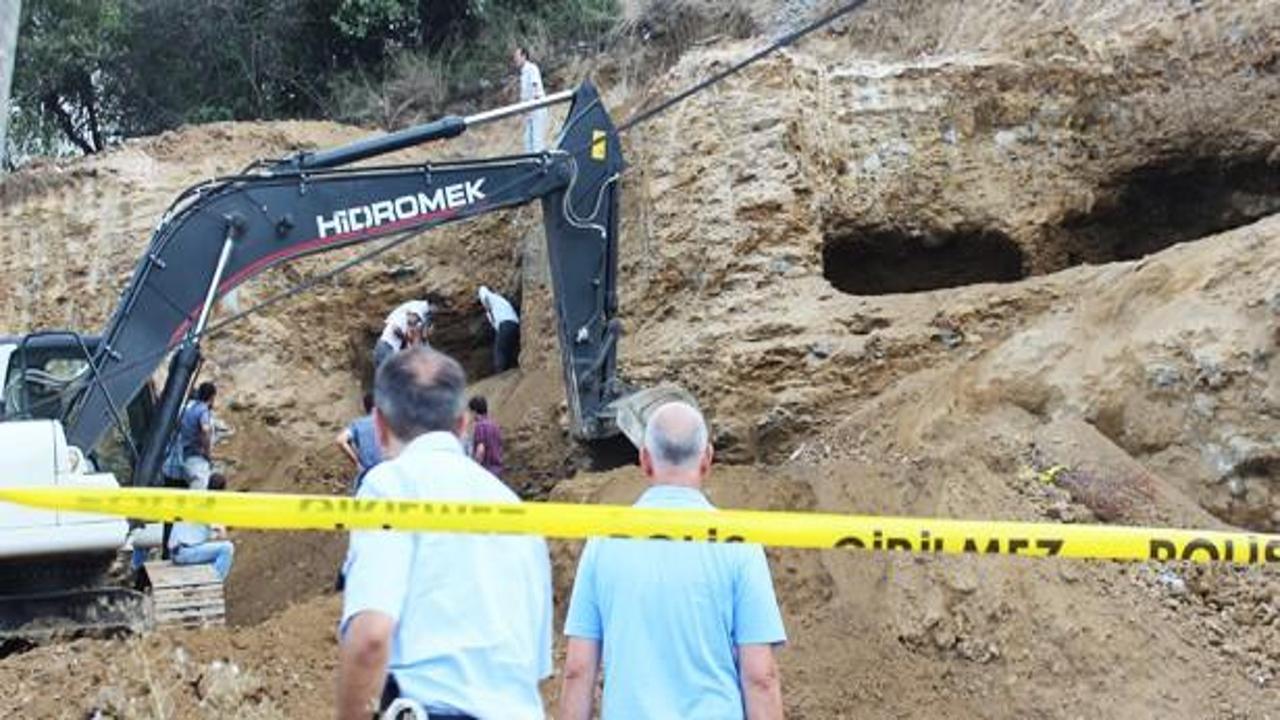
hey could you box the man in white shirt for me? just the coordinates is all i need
[477,285,520,372]
[513,46,548,153]
[373,299,431,370]
[337,347,553,720]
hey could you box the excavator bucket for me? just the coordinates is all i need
[608,384,699,450]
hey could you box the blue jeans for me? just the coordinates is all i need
[172,541,235,580]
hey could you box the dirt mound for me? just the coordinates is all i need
[0,596,342,719]
[551,462,1280,718]
[616,0,1280,471]
[2,0,1280,717]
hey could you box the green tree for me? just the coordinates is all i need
[10,0,346,156]
[11,0,128,154]
[7,0,621,160]
[329,0,479,57]
[117,0,337,134]
[332,0,417,42]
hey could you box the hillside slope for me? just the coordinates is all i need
[0,1,1277,717]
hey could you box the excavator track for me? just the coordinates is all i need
[0,554,149,646]
[0,587,148,646]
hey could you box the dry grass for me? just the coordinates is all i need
[617,0,759,50]
[330,54,450,130]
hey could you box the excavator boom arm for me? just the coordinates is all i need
[62,82,625,472]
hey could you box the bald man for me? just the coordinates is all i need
[559,402,787,720]
[338,347,552,720]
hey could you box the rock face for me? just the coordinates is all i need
[965,226,1280,531]
[2,1,1280,718]
[615,0,1280,478]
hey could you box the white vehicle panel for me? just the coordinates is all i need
[0,420,59,530]
[0,523,129,557]
[0,419,128,557]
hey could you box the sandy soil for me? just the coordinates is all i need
[1,0,1279,717]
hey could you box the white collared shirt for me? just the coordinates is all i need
[378,300,431,349]
[519,61,548,132]
[341,432,552,719]
[519,60,544,103]
[478,286,518,328]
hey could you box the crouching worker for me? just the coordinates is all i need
[167,473,235,581]
[373,300,431,370]
[559,402,787,720]
[338,347,552,720]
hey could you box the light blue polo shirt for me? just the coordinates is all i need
[341,432,552,719]
[564,485,787,719]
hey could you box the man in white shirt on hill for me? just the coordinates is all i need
[514,46,548,153]
[478,285,520,372]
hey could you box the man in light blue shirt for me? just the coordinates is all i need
[338,348,552,720]
[178,382,217,490]
[335,393,382,494]
[560,402,787,720]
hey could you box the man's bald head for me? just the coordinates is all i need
[374,347,467,442]
[642,402,711,477]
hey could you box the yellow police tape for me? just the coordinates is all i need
[2,486,1278,564]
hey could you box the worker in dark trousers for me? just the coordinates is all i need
[478,286,520,373]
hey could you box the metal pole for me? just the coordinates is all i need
[293,87,576,171]
[463,89,574,127]
[0,0,20,170]
[193,234,236,337]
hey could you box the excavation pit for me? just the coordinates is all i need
[349,295,516,387]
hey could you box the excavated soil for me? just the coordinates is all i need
[2,0,1280,717]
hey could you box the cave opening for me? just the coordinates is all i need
[822,225,1026,295]
[427,301,503,383]
[1055,154,1280,264]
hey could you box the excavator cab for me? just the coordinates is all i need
[1,334,156,487]
[1,336,90,422]
[0,339,161,640]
